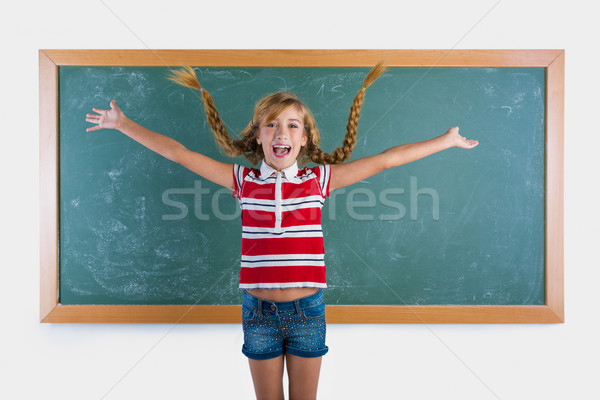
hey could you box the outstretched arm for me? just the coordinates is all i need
[86,100,234,190]
[329,127,478,191]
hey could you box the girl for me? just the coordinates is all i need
[86,63,478,400]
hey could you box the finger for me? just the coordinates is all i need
[86,125,101,132]
[92,107,106,114]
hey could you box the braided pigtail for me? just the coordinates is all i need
[167,66,256,160]
[310,61,387,164]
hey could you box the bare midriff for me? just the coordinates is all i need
[246,287,320,302]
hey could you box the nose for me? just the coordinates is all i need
[276,126,289,139]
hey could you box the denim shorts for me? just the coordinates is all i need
[241,289,329,360]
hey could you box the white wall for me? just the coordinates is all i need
[2,0,597,398]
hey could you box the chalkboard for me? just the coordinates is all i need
[40,50,564,323]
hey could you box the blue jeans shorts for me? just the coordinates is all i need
[241,289,329,360]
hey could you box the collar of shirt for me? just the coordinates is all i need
[259,160,299,181]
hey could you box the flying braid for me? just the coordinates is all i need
[167,66,253,160]
[310,61,387,164]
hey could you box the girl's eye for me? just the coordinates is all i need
[289,124,298,129]
[266,122,277,128]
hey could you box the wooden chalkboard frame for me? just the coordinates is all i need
[40,49,564,323]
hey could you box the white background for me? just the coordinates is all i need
[1,0,598,399]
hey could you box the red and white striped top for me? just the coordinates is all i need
[232,161,331,289]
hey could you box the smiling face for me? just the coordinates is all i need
[256,106,308,171]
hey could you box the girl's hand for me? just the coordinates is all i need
[445,126,479,149]
[85,100,125,132]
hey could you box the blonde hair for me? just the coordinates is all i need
[167,62,386,165]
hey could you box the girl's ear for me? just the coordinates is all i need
[254,122,261,145]
[301,132,308,147]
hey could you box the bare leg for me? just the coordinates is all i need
[286,354,322,400]
[248,355,285,400]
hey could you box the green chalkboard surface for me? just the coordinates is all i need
[59,66,545,306]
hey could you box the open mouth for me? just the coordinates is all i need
[272,144,291,158]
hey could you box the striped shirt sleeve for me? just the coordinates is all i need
[232,164,247,199]
[317,164,331,198]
